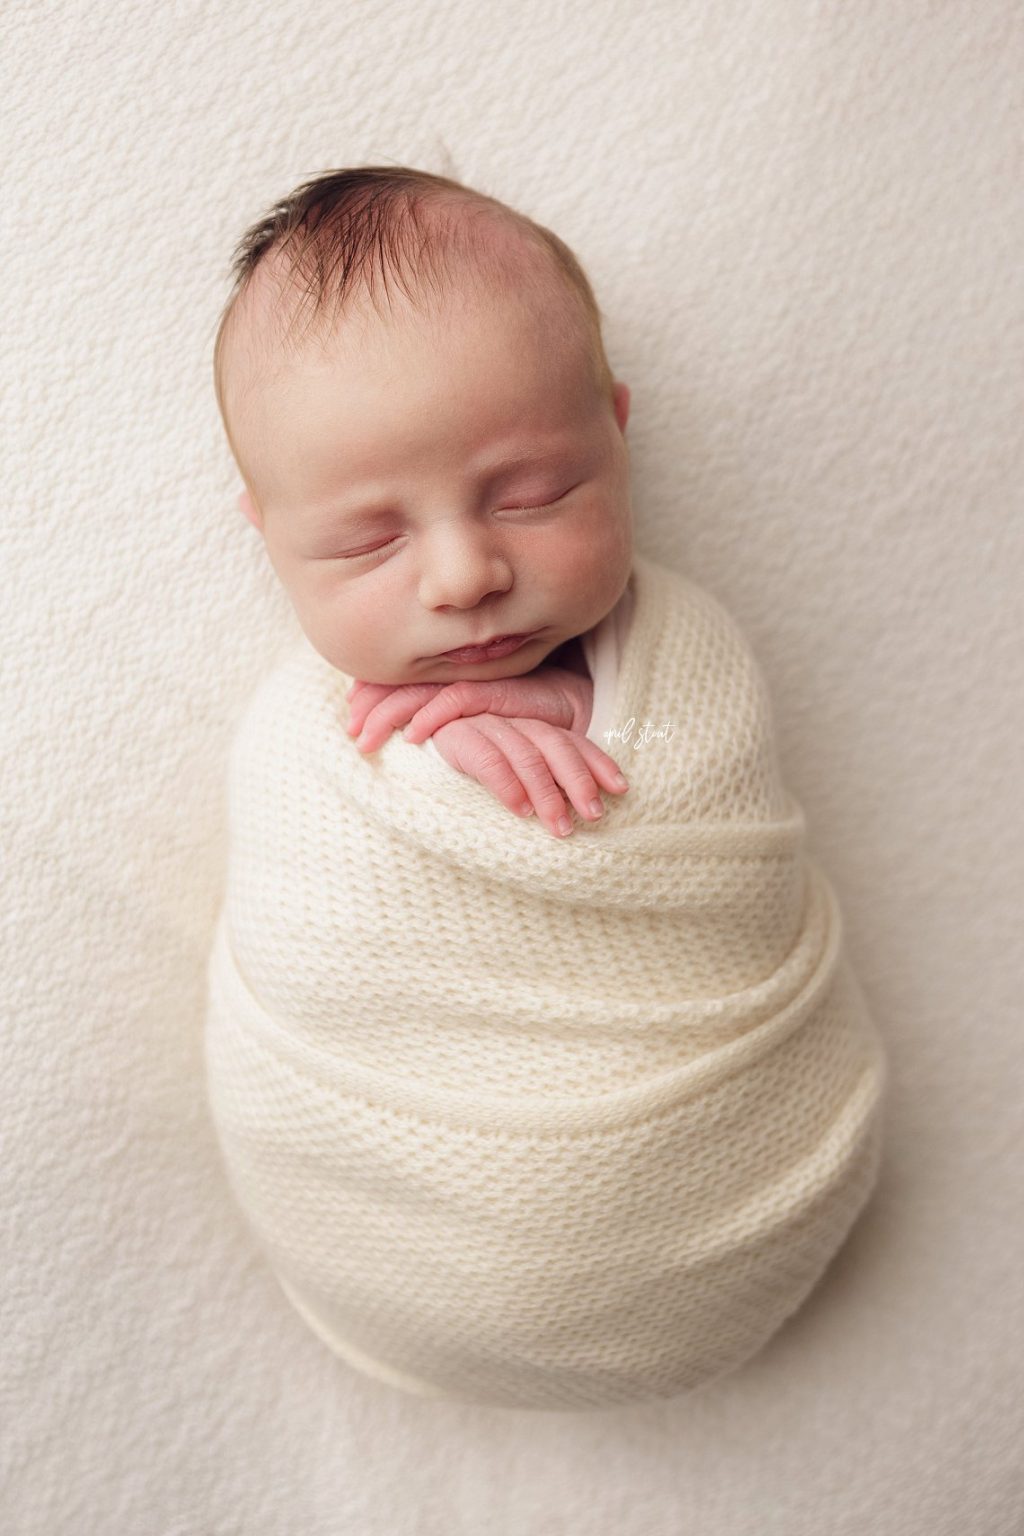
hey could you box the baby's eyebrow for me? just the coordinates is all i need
[475,446,572,478]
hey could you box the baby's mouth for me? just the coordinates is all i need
[436,632,538,662]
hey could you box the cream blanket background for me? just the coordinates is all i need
[5,0,1022,1528]
[204,555,887,1410]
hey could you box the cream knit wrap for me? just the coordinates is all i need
[204,554,887,1411]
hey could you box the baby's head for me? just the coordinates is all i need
[213,166,633,684]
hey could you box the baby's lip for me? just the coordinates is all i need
[434,630,539,657]
[447,631,524,649]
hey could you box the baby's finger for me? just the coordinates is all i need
[350,684,447,750]
[340,681,392,733]
[567,736,631,795]
[400,682,498,744]
[507,720,612,827]
[435,721,539,821]
[471,720,576,837]
[532,725,631,803]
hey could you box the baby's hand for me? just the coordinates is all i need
[343,665,594,752]
[427,713,628,838]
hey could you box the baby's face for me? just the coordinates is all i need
[228,285,633,684]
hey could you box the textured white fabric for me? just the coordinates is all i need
[203,553,887,1410]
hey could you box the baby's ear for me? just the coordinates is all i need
[238,489,263,531]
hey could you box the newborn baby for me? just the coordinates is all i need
[205,166,887,1411]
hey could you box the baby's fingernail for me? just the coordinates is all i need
[587,799,604,818]
[612,772,628,789]
[517,802,534,816]
[556,815,573,837]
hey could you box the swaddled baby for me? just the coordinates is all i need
[205,166,887,1410]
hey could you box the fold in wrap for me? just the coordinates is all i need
[204,553,887,1411]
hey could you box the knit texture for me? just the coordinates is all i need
[203,553,887,1411]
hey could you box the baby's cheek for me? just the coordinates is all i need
[561,531,629,616]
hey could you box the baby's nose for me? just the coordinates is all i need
[418,542,513,610]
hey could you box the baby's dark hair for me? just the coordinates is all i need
[212,165,616,459]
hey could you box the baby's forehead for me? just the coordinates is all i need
[220,254,317,405]
[223,224,583,405]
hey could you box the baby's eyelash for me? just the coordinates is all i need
[504,494,562,513]
[339,539,396,562]
[336,489,575,561]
